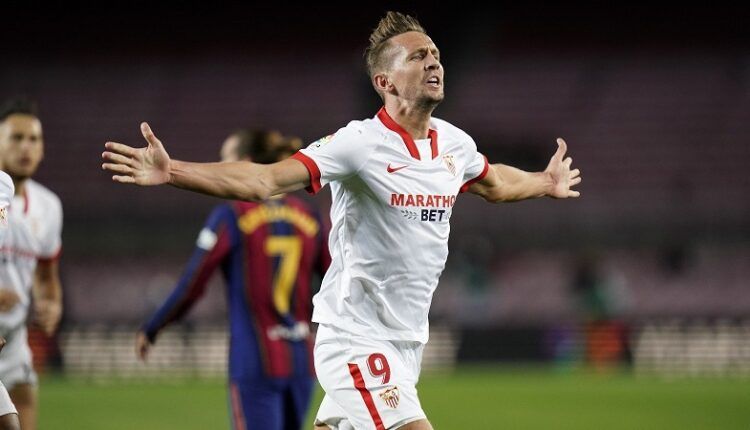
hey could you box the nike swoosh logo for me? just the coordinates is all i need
[387,163,408,174]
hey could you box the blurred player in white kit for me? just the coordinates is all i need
[0,169,20,430]
[0,99,63,430]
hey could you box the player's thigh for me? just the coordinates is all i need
[7,384,34,408]
[397,418,433,430]
[7,385,34,430]
[314,326,426,430]
[229,378,284,430]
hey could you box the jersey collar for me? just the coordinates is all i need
[376,107,438,161]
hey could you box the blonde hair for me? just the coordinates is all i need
[365,11,426,78]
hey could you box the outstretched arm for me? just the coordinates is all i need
[468,138,582,203]
[102,123,310,201]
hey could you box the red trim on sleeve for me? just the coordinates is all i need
[459,155,490,193]
[376,107,439,160]
[37,247,62,263]
[348,363,386,430]
[291,152,322,195]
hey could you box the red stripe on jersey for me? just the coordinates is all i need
[22,189,29,214]
[291,152,322,194]
[460,155,490,193]
[377,107,439,160]
[230,382,246,430]
[428,129,439,159]
[348,363,385,430]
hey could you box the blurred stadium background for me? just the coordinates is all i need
[2,3,749,429]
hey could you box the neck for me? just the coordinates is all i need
[11,177,27,197]
[383,99,435,140]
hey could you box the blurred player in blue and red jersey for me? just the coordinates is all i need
[135,129,330,430]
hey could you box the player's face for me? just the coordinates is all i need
[220,135,241,162]
[0,114,44,181]
[386,31,444,106]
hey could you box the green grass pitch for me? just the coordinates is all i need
[38,366,749,429]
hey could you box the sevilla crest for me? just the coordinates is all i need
[442,154,456,176]
[379,386,400,409]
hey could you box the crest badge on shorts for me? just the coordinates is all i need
[442,154,456,176]
[379,386,400,409]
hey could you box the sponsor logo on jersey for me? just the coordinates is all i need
[0,207,6,227]
[390,193,455,222]
[267,322,310,341]
[442,154,457,176]
[390,193,456,208]
[379,386,400,409]
[387,163,408,174]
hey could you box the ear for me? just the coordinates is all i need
[373,73,392,94]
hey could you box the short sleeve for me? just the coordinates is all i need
[195,204,237,251]
[291,123,371,194]
[459,136,489,193]
[0,172,13,239]
[0,171,13,210]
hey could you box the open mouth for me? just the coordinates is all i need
[426,76,441,88]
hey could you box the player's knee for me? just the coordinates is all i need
[0,413,20,430]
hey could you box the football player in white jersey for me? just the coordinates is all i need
[0,170,21,430]
[103,11,581,430]
[0,99,63,430]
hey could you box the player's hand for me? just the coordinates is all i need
[135,331,152,362]
[0,337,6,353]
[544,138,582,198]
[102,122,171,186]
[34,299,62,335]
[0,289,20,312]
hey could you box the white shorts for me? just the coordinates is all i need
[0,327,37,390]
[0,383,16,416]
[314,324,427,430]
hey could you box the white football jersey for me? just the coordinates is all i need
[0,171,14,242]
[0,179,63,334]
[293,108,488,343]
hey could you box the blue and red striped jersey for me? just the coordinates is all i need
[142,195,330,379]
